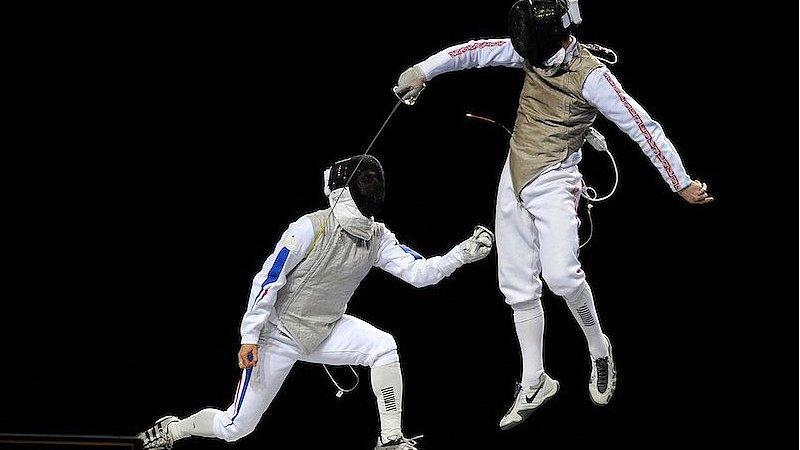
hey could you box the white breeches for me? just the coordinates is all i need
[496,158,586,312]
[212,314,399,442]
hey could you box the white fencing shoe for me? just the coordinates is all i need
[499,374,559,430]
[376,434,423,449]
[138,416,178,450]
[589,335,617,405]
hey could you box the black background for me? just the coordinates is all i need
[3,2,797,449]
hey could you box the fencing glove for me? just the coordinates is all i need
[447,225,495,264]
[396,65,426,96]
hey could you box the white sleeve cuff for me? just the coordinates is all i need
[240,333,260,345]
[440,250,465,276]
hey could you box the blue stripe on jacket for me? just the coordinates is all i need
[251,247,291,309]
[262,247,290,287]
[400,244,423,260]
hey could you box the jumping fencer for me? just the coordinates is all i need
[395,0,713,430]
[138,155,494,449]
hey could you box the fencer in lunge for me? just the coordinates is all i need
[395,0,713,430]
[138,155,494,450]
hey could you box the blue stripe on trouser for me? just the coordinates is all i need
[228,367,253,425]
[228,247,288,424]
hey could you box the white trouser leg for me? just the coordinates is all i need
[301,315,402,440]
[522,166,608,359]
[211,331,299,442]
[301,315,400,368]
[496,158,544,312]
[496,158,546,385]
[174,315,402,444]
[520,165,586,296]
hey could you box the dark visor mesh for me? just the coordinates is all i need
[509,0,570,66]
[509,1,533,60]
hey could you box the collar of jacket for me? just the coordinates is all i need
[328,188,374,241]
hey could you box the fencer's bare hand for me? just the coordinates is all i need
[238,344,259,369]
[678,180,714,204]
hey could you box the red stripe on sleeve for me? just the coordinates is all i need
[602,72,681,190]
[448,40,507,58]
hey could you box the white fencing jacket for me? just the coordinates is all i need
[417,38,692,192]
[240,198,463,345]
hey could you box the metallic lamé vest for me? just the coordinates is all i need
[267,208,383,354]
[509,44,604,196]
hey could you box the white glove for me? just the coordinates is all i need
[396,65,426,95]
[394,65,427,106]
[447,225,495,265]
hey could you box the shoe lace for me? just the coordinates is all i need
[595,357,609,391]
[387,434,423,449]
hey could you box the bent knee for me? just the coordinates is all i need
[218,421,257,442]
[542,263,584,297]
[215,412,258,442]
[370,331,399,367]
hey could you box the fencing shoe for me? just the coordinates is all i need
[499,374,559,430]
[376,434,423,449]
[138,415,178,450]
[589,334,616,405]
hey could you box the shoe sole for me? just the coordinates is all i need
[499,380,560,431]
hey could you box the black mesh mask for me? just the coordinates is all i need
[510,0,571,68]
[325,155,385,218]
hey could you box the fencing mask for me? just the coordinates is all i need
[323,155,385,218]
[509,0,582,68]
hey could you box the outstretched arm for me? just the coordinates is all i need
[397,38,524,92]
[374,225,493,288]
[583,67,713,204]
[238,216,314,367]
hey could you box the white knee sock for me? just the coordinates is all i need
[514,305,545,387]
[563,282,609,360]
[168,408,220,441]
[371,362,403,440]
